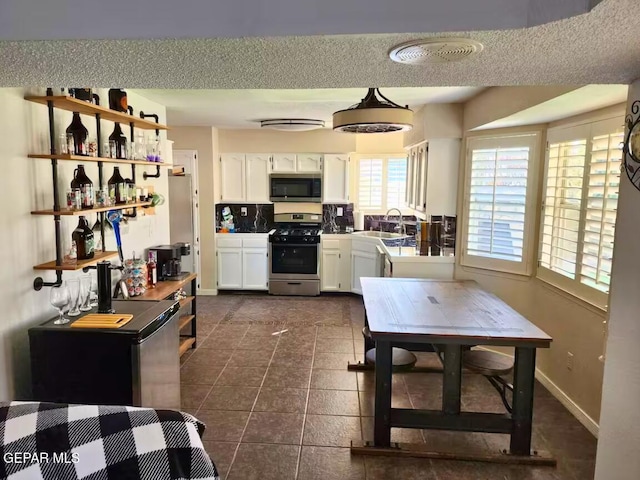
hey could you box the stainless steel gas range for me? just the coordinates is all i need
[268,213,322,296]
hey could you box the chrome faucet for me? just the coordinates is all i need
[385,208,406,236]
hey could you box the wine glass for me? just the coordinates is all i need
[89,274,99,308]
[50,284,70,325]
[79,274,92,312]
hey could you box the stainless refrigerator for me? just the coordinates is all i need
[168,174,197,275]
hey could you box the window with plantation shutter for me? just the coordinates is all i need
[538,117,624,310]
[461,134,539,275]
[357,156,408,212]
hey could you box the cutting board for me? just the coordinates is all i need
[70,313,134,329]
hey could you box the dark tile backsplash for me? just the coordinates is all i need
[215,203,275,233]
[322,203,354,233]
[364,215,418,235]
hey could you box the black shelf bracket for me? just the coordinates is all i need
[33,275,63,291]
[139,111,162,180]
[143,165,161,180]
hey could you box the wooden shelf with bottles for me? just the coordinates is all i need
[34,251,118,271]
[27,153,173,167]
[31,201,153,216]
[25,95,169,130]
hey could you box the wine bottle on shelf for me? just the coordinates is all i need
[147,251,157,288]
[66,113,88,156]
[69,88,93,102]
[109,122,128,159]
[108,167,127,205]
[72,216,95,260]
[70,164,94,209]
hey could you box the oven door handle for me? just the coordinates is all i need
[271,243,319,248]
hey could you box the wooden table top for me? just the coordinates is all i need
[129,272,197,301]
[361,278,552,348]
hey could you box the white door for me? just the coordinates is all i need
[351,250,378,295]
[321,250,341,291]
[242,248,269,290]
[217,248,243,289]
[172,149,201,281]
[246,154,271,203]
[220,153,245,201]
[323,154,350,203]
[272,154,297,173]
[297,153,323,173]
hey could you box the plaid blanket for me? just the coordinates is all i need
[0,402,219,480]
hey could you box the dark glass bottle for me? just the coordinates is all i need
[69,88,92,102]
[124,177,135,203]
[109,122,128,159]
[108,89,128,112]
[70,164,94,209]
[108,167,127,205]
[72,216,95,260]
[66,112,88,155]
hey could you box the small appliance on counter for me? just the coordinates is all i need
[148,243,191,281]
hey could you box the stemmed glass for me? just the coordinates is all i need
[50,283,71,325]
[79,275,93,312]
[66,278,81,317]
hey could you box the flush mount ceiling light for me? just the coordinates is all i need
[260,119,325,131]
[332,88,413,134]
[389,38,484,65]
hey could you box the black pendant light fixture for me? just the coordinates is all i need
[332,88,413,134]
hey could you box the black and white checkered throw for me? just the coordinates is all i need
[0,401,219,480]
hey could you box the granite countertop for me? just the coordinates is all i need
[321,228,354,235]
[216,227,274,234]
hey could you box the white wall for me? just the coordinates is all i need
[595,79,640,480]
[0,88,169,401]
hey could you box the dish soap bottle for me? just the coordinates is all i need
[72,216,95,260]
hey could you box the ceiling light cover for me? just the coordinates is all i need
[261,119,325,131]
[332,88,413,134]
[389,38,484,65]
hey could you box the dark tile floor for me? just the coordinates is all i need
[183,294,597,480]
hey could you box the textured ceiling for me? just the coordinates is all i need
[136,87,484,128]
[0,0,638,88]
[0,0,604,40]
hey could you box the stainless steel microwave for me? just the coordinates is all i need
[270,174,322,202]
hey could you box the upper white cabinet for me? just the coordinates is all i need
[322,154,350,203]
[425,139,460,216]
[245,154,271,202]
[406,149,416,209]
[414,146,428,213]
[297,153,323,173]
[220,153,245,202]
[271,153,323,173]
[220,153,271,203]
[271,154,298,173]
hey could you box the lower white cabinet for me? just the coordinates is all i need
[216,234,269,291]
[242,248,269,289]
[320,236,351,292]
[350,239,383,295]
[217,248,243,289]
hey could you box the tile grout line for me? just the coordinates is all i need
[293,325,318,480]
[225,320,286,478]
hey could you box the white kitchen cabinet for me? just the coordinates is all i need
[216,234,269,291]
[406,149,417,209]
[322,154,349,203]
[242,248,269,289]
[414,146,428,213]
[425,139,460,216]
[297,153,323,173]
[216,247,243,289]
[271,154,297,173]
[351,251,378,295]
[321,237,351,292]
[245,154,271,202]
[220,153,245,202]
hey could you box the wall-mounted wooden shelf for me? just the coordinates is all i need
[25,96,169,130]
[28,153,173,167]
[31,201,153,216]
[34,250,118,271]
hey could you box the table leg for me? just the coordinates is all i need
[374,340,392,447]
[363,308,375,353]
[510,347,536,455]
[191,277,197,349]
[442,344,462,414]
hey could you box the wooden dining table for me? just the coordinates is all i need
[352,278,554,465]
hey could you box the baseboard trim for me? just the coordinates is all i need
[197,289,218,296]
[478,347,600,438]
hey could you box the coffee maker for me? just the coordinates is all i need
[149,243,190,281]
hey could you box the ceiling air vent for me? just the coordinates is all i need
[389,38,484,65]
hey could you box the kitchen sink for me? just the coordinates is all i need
[353,231,408,239]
